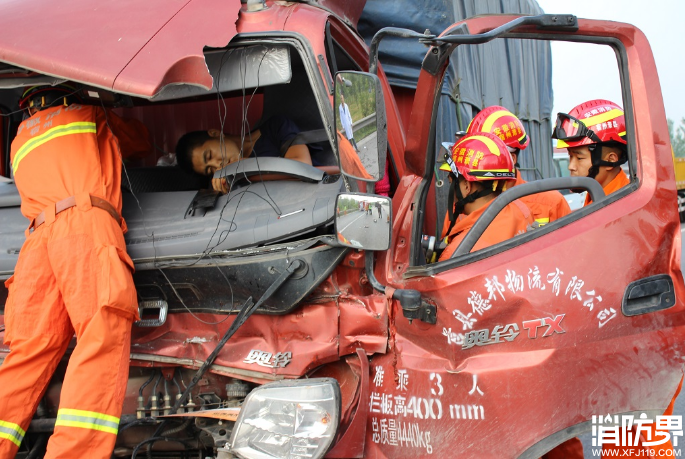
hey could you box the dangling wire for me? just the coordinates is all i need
[209,45,283,241]
[174,45,282,265]
[102,46,295,325]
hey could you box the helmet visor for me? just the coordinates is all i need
[442,152,460,177]
[552,112,601,143]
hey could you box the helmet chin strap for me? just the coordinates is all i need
[446,176,494,235]
[587,143,627,180]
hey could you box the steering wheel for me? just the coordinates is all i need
[213,157,325,184]
[451,177,606,258]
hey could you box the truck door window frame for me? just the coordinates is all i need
[405,34,638,277]
[233,33,338,161]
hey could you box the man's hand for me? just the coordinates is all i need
[212,177,230,194]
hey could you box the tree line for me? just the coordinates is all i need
[670,118,685,157]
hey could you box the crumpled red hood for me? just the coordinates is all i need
[0,0,240,98]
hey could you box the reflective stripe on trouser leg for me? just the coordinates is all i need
[0,227,74,459]
[55,409,119,435]
[42,212,134,458]
[0,420,26,447]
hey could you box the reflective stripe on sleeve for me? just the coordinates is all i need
[55,408,120,435]
[12,121,97,173]
[0,420,26,447]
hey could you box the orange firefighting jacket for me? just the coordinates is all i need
[10,104,146,232]
[337,130,373,180]
[584,170,630,206]
[439,198,533,261]
[514,170,571,225]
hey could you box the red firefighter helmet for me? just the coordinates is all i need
[439,131,516,183]
[552,99,626,149]
[466,105,529,151]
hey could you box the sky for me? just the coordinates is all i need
[535,0,685,123]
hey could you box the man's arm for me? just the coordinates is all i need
[283,144,312,165]
[211,144,312,193]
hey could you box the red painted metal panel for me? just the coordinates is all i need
[0,0,240,98]
[114,0,241,96]
[129,287,387,380]
[325,349,370,458]
[315,0,367,30]
[389,86,415,134]
[363,15,685,457]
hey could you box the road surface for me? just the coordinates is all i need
[337,207,389,248]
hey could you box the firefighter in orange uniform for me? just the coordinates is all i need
[337,130,373,180]
[467,106,571,224]
[440,107,571,241]
[438,132,533,261]
[552,99,630,206]
[553,98,682,456]
[461,107,576,458]
[0,84,139,458]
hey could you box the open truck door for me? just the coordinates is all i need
[363,14,685,457]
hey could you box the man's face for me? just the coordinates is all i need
[510,151,519,167]
[567,145,619,185]
[190,135,241,176]
[567,146,593,178]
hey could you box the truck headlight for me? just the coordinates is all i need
[228,378,340,459]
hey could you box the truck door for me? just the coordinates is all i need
[369,16,685,458]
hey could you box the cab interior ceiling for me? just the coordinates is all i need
[0,42,335,171]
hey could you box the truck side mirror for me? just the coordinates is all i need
[335,193,391,251]
[334,71,387,182]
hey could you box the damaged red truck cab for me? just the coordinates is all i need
[0,1,683,458]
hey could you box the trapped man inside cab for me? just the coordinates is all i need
[175,115,313,194]
[552,99,629,205]
[438,132,533,261]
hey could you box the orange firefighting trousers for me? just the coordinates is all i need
[0,206,137,458]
